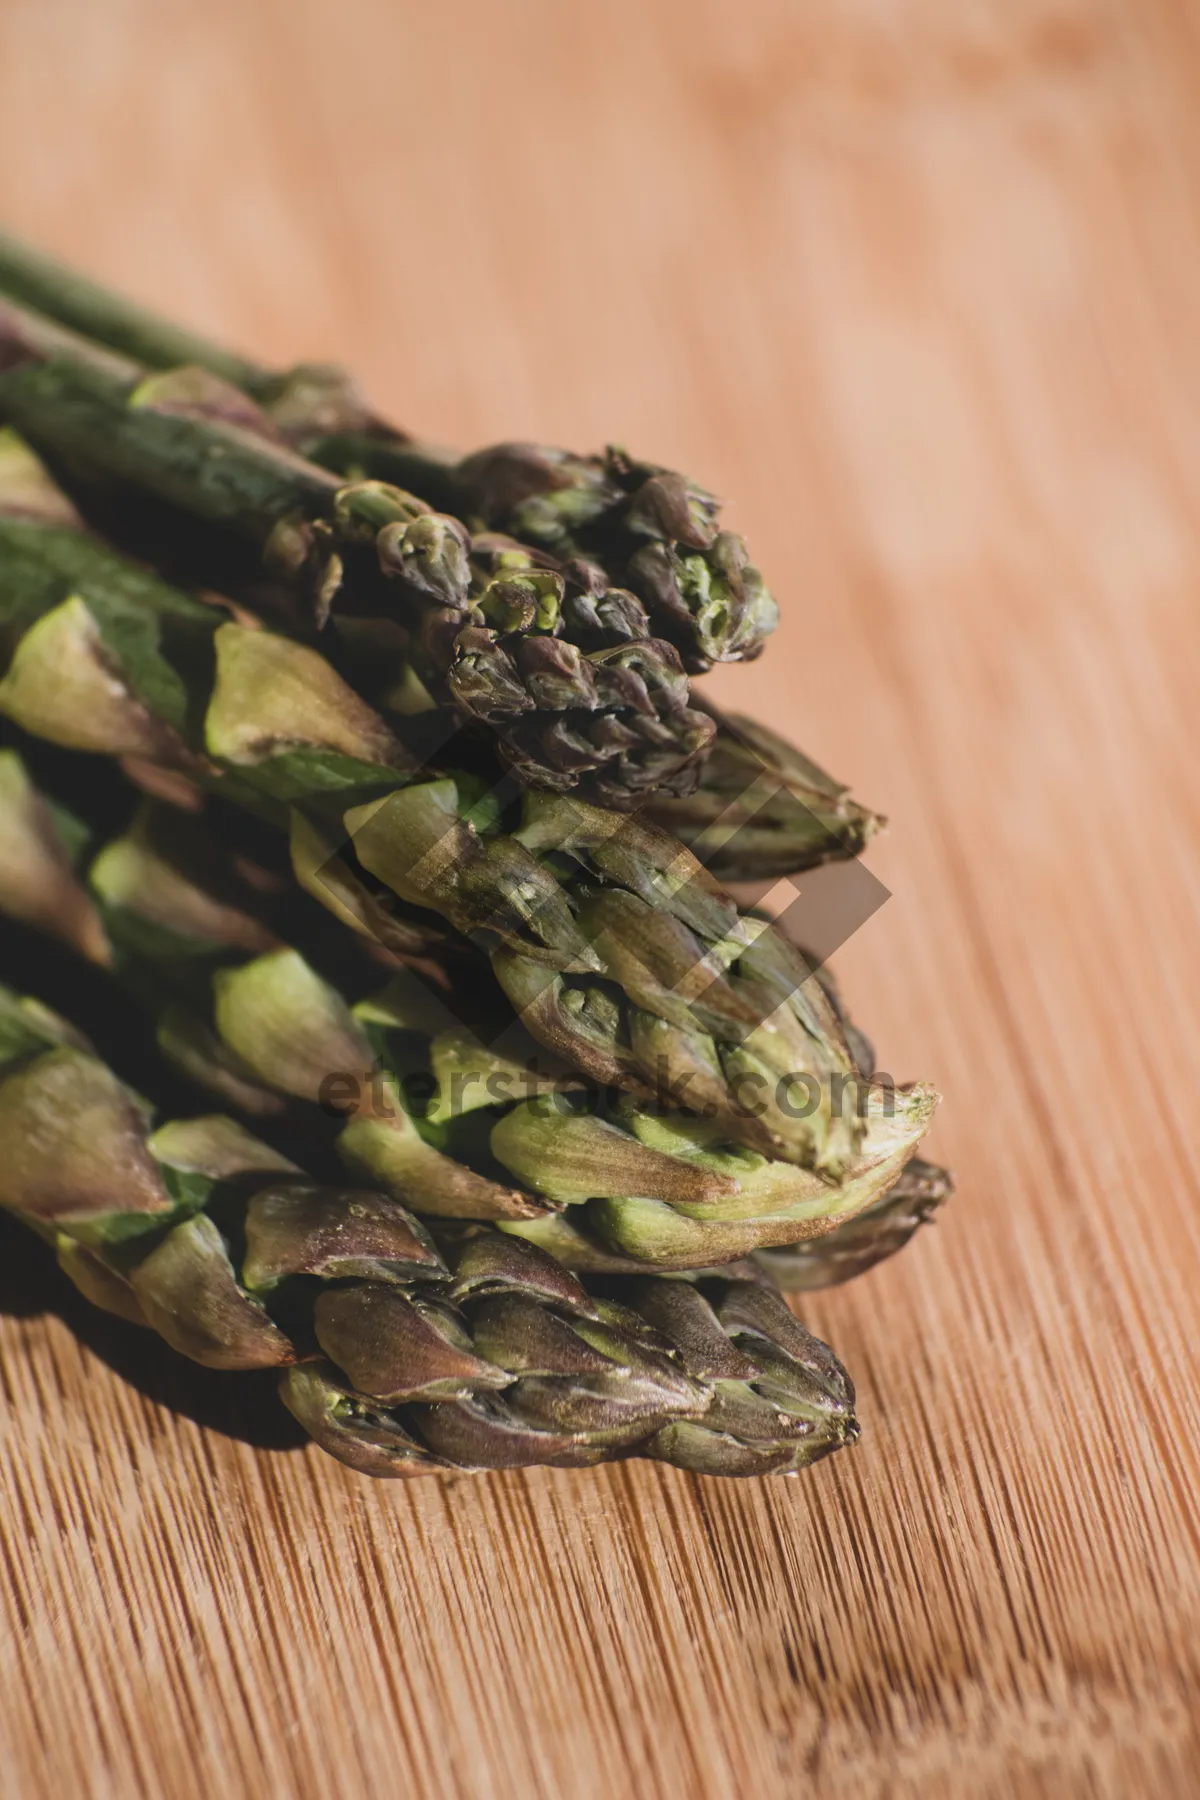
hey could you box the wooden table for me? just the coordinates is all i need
[1,2,1197,1794]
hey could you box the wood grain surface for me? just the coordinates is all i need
[1,2,1198,1795]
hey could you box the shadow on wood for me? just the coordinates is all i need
[0,1215,307,1454]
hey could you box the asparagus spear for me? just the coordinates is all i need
[0,743,111,963]
[0,296,722,806]
[646,705,885,884]
[0,231,778,671]
[0,981,859,1476]
[0,231,277,396]
[0,439,898,1179]
[338,440,781,673]
[749,1157,953,1290]
[0,752,938,1265]
[484,1153,953,1292]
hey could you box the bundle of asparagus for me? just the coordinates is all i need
[0,231,882,857]
[0,986,860,1475]
[0,750,937,1266]
[0,446,875,1180]
[0,238,950,1482]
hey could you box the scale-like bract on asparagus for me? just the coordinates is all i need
[0,437,924,1181]
[0,982,860,1478]
[748,1158,953,1290]
[331,439,781,674]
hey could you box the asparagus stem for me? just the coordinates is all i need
[0,231,276,396]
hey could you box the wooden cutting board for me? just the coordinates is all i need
[1,2,1197,1794]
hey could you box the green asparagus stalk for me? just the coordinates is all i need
[0,752,555,1221]
[0,296,722,806]
[748,1157,952,1290]
[646,705,885,883]
[0,752,937,1266]
[0,981,860,1476]
[0,743,111,963]
[0,438,900,1180]
[480,1152,953,1291]
[0,232,277,396]
[0,231,778,671]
